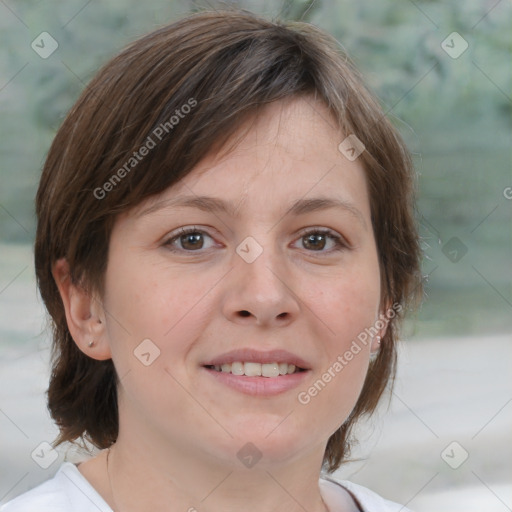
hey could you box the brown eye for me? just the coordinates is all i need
[165,227,215,252]
[294,228,347,254]
[302,232,328,251]
[180,232,204,250]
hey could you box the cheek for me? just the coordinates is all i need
[318,262,381,348]
[101,253,222,376]
[100,257,216,420]
[302,259,380,422]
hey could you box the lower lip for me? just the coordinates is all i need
[203,367,310,396]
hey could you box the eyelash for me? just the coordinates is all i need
[163,226,348,255]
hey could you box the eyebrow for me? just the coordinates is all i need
[137,195,367,229]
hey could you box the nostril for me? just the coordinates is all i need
[239,310,251,317]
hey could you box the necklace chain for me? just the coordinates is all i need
[106,447,121,512]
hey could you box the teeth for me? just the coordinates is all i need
[244,362,261,377]
[231,362,244,376]
[210,362,302,377]
[262,363,280,378]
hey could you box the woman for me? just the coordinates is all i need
[2,8,422,512]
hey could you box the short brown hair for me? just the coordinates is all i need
[34,8,422,472]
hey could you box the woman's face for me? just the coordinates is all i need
[101,96,384,468]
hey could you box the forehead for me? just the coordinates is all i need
[131,96,371,222]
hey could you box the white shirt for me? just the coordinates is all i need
[1,462,411,512]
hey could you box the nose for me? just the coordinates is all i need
[221,242,301,328]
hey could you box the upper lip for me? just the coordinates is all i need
[202,349,311,370]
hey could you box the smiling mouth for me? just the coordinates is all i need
[203,362,306,377]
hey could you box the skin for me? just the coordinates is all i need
[53,96,388,512]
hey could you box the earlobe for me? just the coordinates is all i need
[52,258,112,361]
[370,301,393,354]
[370,334,382,360]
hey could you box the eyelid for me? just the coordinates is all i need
[293,226,350,253]
[163,226,218,250]
[295,226,350,247]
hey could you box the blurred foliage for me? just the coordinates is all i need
[0,0,510,335]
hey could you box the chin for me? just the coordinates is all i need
[223,420,315,466]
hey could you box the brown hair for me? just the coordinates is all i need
[34,8,422,472]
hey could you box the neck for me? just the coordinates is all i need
[106,432,330,512]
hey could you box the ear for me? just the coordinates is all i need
[371,300,394,354]
[52,258,112,361]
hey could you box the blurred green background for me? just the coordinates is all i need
[1,0,511,339]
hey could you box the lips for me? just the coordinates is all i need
[200,349,311,396]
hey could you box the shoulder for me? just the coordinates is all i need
[320,476,413,512]
[0,463,112,512]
